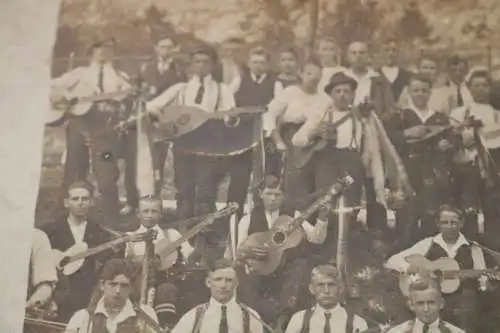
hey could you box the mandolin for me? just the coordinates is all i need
[397,254,500,297]
[242,175,354,275]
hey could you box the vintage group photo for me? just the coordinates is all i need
[24,0,500,332]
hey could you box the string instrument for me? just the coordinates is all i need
[397,254,500,297]
[47,89,134,126]
[52,230,155,276]
[132,302,170,333]
[242,175,354,275]
[155,203,239,271]
[24,317,67,332]
[121,105,266,142]
[405,116,483,144]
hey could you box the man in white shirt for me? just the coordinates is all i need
[146,46,235,263]
[226,175,328,327]
[385,205,486,333]
[65,258,158,333]
[171,259,264,333]
[286,264,368,333]
[51,37,133,225]
[316,37,347,91]
[386,276,465,333]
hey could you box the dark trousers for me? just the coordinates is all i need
[442,288,479,333]
[151,141,170,197]
[64,110,121,224]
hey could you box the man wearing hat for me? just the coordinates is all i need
[51,36,134,224]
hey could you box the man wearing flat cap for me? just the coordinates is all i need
[51,36,135,225]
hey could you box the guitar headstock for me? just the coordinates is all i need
[483,269,500,280]
[325,175,354,200]
[135,229,158,242]
[212,202,239,220]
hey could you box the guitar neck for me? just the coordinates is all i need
[68,234,135,263]
[212,106,265,118]
[443,269,497,280]
[79,90,132,104]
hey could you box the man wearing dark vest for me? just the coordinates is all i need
[230,46,284,215]
[140,35,187,197]
[226,175,328,327]
[171,259,264,333]
[385,205,488,333]
[64,258,158,333]
[379,38,412,102]
[285,264,368,333]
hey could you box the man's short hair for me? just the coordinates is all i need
[311,264,340,282]
[100,259,136,281]
[152,33,176,46]
[467,69,492,86]
[408,273,442,294]
[409,73,433,89]
[66,180,94,198]
[418,53,439,67]
[249,46,270,61]
[259,175,282,192]
[317,36,337,46]
[139,194,163,208]
[438,204,464,221]
[207,258,234,275]
[279,45,298,58]
[191,45,218,63]
[447,55,468,68]
[225,37,245,45]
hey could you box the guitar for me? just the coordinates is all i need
[47,89,133,126]
[52,230,155,276]
[155,203,239,271]
[121,105,266,142]
[397,254,500,297]
[405,116,483,144]
[242,175,354,275]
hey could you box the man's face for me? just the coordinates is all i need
[418,60,438,82]
[309,274,340,309]
[64,187,93,218]
[437,210,463,242]
[408,288,444,324]
[301,63,322,90]
[222,41,244,62]
[248,54,268,76]
[448,62,468,85]
[191,53,213,77]
[317,40,337,65]
[260,187,284,211]
[205,267,238,304]
[137,200,162,228]
[469,77,491,103]
[408,80,432,109]
[92,44,114,64]
[329,83,355,111]
[384,41,398,66]
[155,38,175,60]
[279,52,298,74]
[101,274,132,308]
[347,42,369,70]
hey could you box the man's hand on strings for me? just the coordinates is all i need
[291,132,309,147]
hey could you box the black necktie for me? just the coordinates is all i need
[98,65,104,93]
[422,323,430,333]
[219,305,228,333]
[457,84,464,107]
[194,77,205,104]
[324,312,331,333]
[255,74,262,83]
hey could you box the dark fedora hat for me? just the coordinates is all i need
[324,72,358,94]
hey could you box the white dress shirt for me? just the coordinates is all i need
[51,62,130,98]
[385,233,486,273]
[67,218,87,244]
[221,58,241,85]
[125,224,194,261]
[285,304,368,333]
[171,297,263,333]
[381,66,400,83]
[345,68,381,106]
[264,85,332,139]
[387,319,465,333]
[229,72,284,96]
[146,75,235,113]
[399,85,454,115]
[31,229,58,287]
[65,298,158,333]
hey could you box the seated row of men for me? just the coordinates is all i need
[27,177,497,333]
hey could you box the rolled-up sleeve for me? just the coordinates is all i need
[264,90,289,135]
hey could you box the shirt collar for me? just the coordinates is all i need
[415,318,441,330]
[89,61,113,70]
[345,67,379,82]
[315,303,343,315]
[251,72,267,83]
[190,74,213,85]
[433,233,469,252]
[137,224,164,240]
[208,297,237,309]
[407,100,436,123]
[94,298,136,322]
[67,216,87,228]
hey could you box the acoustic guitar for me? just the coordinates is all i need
[155,203,239,271]
[397,254,500,297]
[242,175,354,275]
[52,230,155,276]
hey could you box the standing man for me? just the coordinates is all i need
[442,56,473,110]
[285,264,368,333]
[42,181,116,322]
[171,259,264,333]
[386,276,465,333]
[216,37,247,85]
[380,38,412,102]
[316,37,347,91]
[65,258,158,333]
[51,37,133,224]
[141,34,187,197]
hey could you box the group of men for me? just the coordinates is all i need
[26,31,500,333]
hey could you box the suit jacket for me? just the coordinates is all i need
[379,67,412,101]
[141,59,187,98]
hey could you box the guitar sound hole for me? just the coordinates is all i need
[272,231,286,246]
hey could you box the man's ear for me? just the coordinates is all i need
[205,276,211,289]
[308,283,314,295]
[406,297,413,311]
[99,280,105,293]
[440,297,445,310]
[63,198,69,209]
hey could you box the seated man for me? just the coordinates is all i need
[65,258,158,333]
[226,175,328,327]
[385,205,487,333]
[285,264,368,333]
[125,195,194,328]
[386,275,464,333]
[171,259,264,333]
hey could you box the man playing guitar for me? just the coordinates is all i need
[51,36,134,224]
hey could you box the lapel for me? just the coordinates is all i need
[57,219,76,250]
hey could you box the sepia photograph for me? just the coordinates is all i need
[21,0,500,332]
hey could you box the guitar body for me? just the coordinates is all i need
[52,242,89,276]
[242,215,304,275]
[155,238,179,272]
[399,255,460,296]
[149,106,211,141]
[292,139,328,169]
[405,125,450,144]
